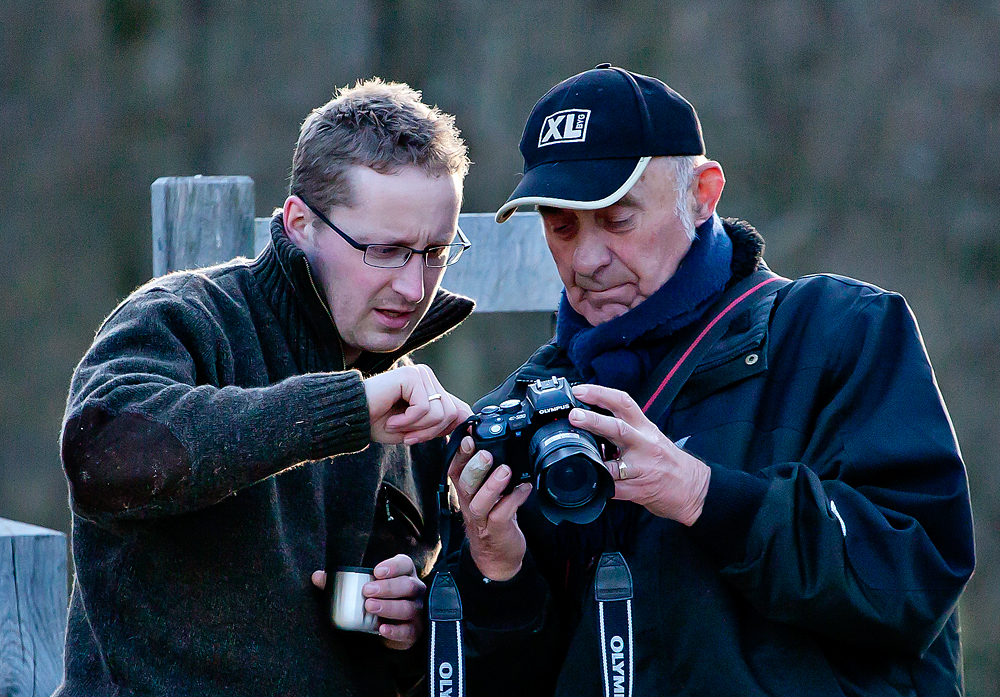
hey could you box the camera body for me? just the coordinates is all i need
[468,376,616,525]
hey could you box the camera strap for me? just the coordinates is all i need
[428,571,465,697]
[595,551,635,697]
[429,421,472,697]
[588,269,787,695]
[639,268,789,425]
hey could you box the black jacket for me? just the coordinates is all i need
[58,215,473,696]
[456,219,974,696]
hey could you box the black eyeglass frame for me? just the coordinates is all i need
[298,195,471,269]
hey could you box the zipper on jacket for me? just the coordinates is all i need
[303,257,347,371]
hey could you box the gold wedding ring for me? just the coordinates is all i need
[615,458,628,480]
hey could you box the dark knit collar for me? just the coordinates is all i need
[554,214,734,391]
[250,213,474,376]
[721,216,766,282]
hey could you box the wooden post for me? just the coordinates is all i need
[0,518,67,697]
[152,176,255,276]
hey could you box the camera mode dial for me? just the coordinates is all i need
[499,399,521,414]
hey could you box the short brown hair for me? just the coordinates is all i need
[289,79,470,212]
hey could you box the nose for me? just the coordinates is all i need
[572,226,612,278]
[390,254,426,304]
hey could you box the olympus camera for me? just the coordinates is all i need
[461,376,616,525]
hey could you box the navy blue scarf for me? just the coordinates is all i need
[549,215,733,597]
[555,214,733,396]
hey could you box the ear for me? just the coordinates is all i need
[283,195,315,251]
[691,161,726,227]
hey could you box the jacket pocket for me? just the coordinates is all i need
[362,481,434,572]
[380,481,424,537]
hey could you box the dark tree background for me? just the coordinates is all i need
[1,0,997,692]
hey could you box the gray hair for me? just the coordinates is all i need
[666,155,698,241]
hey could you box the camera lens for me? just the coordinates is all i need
[529,421,605,509]
[541,455,599,508]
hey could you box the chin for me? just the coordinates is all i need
[570,291,634,326]
[580,305,628,326]
[368,335,412,354]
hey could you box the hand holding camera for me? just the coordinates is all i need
[448,376,619,580]
[448,378,713,581]
[567,383,712,527]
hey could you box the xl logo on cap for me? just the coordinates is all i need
[538,109,591,148]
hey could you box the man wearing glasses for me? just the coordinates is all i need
[58,80,473,696]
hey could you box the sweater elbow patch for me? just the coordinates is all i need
[63,406,191,513]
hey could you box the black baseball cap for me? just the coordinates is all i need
[496,64,705,223]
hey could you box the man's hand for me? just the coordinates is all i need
[312,554,427,650]
[568,384,711,526]
[448,436,532,581]
[364,364,471,445]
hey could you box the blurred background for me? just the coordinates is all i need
[1,0,997,692]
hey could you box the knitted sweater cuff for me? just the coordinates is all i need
[303,370,371,458]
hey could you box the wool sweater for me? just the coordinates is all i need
[58,214,473,696]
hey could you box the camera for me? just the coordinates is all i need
[463,376,616,525]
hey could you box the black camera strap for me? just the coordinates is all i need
[429,424,471,697]
[595,551,635,697]
[428,570,464,697]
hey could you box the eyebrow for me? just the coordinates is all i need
[610,193,641,210]
[537,196,642,217]
[358,226,457,248]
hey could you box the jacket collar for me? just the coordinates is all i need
[250,213,474,375]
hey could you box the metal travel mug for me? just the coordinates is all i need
[330,566,380,634]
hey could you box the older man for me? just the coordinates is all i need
[59,80,473,696]
[449,65,974,696]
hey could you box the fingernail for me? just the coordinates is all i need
[461,437,473,453]
[497,466,511,482]
[363,582,378,595]
[569,408,585,422]
[366,599,382,613]
[374,565,388,578]
[572,385,588,396]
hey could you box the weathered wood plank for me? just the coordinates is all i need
[152,176,256,276]
[253,211,563,313]
[0,518,67,697]
[444,212,562,312]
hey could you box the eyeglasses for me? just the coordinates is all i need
[298,196,471,269]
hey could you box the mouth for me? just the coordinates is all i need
[579,284,635,305]
[373,308,416,329]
